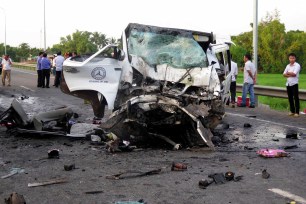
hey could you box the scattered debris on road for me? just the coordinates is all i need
[244,123,252,128]
[199,171,243,189]
[283,145,298,150]
[4,192,26,204]
[84,191,104,194]
[48,149,60,159]
[286,132,298,139]
[1,168,25,179]
[115,200,145,204]
[64,164,75,171]
[198,179,213,189]
[233,175,243,182]
[246,115,257,118]
[171,162,187,171]
[244,146,255,151]
[257,149,288,158]
[262,169,270,179]
[208,173,226,184]
[0,99,76,137]
[28,178,68,187]
[225,171,235,181]
[106,168,162,180]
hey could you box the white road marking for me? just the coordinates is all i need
[14,69,37,76]
[20,86,35,92]
[227,112,306,131]
[268,188,306,204]
[13,68,55,78]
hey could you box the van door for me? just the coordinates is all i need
[208,45,231,104]
[62,45,123,110]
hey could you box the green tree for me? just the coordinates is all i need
[231,10,306,73]
[284,30,306,73]
[257,10,286,73]
[16,43,31,61]
[232,31,253,55]
[49,44,62,54]
[58,30,97,54]
[90,32,109,49]
[2,45,17,61]
[230,45,247,68]
[108,37,117,44]
[117,38,123,49]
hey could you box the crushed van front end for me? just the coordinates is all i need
[61,23,231,149]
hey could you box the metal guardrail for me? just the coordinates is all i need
[13,63,36,71]
[237,84,306,101]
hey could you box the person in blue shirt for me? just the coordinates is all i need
[36,52,44,87]
[40,53,51,88]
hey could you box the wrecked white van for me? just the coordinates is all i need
[61,23,232,148]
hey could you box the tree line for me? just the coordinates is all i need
[0,31,121,62]
[231,10,306,73]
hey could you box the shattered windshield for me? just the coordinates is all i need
[127,29,208,69]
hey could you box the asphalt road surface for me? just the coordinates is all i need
[0,68,306,204]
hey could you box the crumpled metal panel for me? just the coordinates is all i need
[100,95,222,148]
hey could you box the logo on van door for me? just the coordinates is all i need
[91,67,106,80]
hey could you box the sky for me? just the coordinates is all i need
[0,0,305,49]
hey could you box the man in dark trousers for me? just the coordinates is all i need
[283,53,301,117]
[230,59,238,107]
[54,51,65,87]
[40,53,51,88]
[36,52,43,87]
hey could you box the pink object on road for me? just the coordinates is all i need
[257,149,288,158]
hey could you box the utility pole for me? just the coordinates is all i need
[44,0,46,51]
[0,7,6,55]
[40,29,42,49]
[253,0,258,70]
[253,0,258,106]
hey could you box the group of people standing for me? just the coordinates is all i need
[229,52,301,117]
[36,51,65,88]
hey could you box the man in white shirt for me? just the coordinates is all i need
[1,55,13,86]
[54,51,65,88]
[238,53,256,108]
[283,53,301,117]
